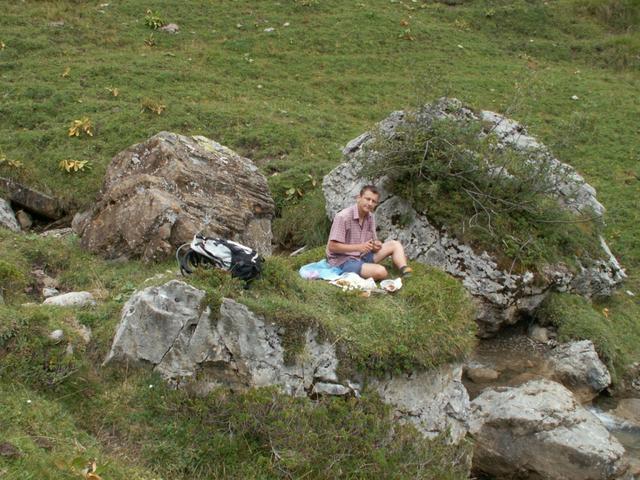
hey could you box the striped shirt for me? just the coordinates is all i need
[326,204,377,266]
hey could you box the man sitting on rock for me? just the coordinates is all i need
[326,185,412,280]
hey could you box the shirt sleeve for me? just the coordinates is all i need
[328,213,349,243]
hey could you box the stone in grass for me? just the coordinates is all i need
[43,287,60,298]
[159,23,179,33]
[43,291,96,307]
[48,329,64,343]
[0,442,22,459]
[16,210,32,230]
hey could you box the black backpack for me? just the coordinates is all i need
[177,234,264,283]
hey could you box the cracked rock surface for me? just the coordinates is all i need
[323,98,625,336]
[104,280,471,444]
[74,132,274,261]
[469,379,628,480]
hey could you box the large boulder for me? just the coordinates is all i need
[74,132,274,261]
[469,379,628,480]
[547,340,612,402]
[323,98,625,336]
[104,280,471,444]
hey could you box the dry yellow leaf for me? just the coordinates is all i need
[62,67,70,78]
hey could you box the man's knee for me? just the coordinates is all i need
[361,263,388,280]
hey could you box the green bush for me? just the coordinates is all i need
[361,110,604,272]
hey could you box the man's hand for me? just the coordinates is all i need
[358,240,373,254]
[371,240,382,253]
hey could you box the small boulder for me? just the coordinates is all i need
[16,210,32,230]
[0,198,20,231]
[0,442,21,459]
[547,340,611,402]
[465,365,499,384]
[469,379,628,480]
[159,23,179,33]
[48,329,64,343]
[528,323,551,343]
[43,291,96,307]
[42,287,60,298]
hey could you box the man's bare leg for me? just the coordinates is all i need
[360,263,388,281]
[373,240,408,270]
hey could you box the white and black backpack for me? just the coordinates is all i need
[177,234,263,283]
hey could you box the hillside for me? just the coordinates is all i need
[1,0,639,478]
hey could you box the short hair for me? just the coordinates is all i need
[359,184,379,197]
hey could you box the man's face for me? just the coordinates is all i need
[356,190,379,215]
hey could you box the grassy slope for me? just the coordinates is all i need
[1,0,639,477]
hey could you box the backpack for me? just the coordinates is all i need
[177,234,264,283]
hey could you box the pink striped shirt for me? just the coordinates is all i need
[326,204,377,266]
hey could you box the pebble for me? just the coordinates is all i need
[48,329,64,343]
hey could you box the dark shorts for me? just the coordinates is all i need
[338,252,374,275]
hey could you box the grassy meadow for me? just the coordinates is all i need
[1,0,639,478]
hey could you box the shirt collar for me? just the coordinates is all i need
[352,204,369,221]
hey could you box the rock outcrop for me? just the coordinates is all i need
[371,365,469,443]
[74,132,274,261]
[0,197,19,231]
[547,340,612,402]
[469,379,628,480]
[104,280,470,443]
[323,98,625,336]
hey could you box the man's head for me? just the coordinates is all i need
[356,184,380,217]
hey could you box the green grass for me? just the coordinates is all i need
[0,230,475,478]
[536,291,640,382]
[1,0,639,477]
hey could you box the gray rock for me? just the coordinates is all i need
[312,382,352,396]
[16,210,32,230]
[104,281,344,397]
[159,23,179,33]
[528,323,551,343]
[371,364,470,443]
[74,132,275,261]
[104,280,469,444]
[469,379,628,480]
[323,98,625,336]
[465,366,499,384]
[48,329,64,343]
[43,291,96,307]
[0,198,20,231]
[42,288,60,298]
[547,340,611,402]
